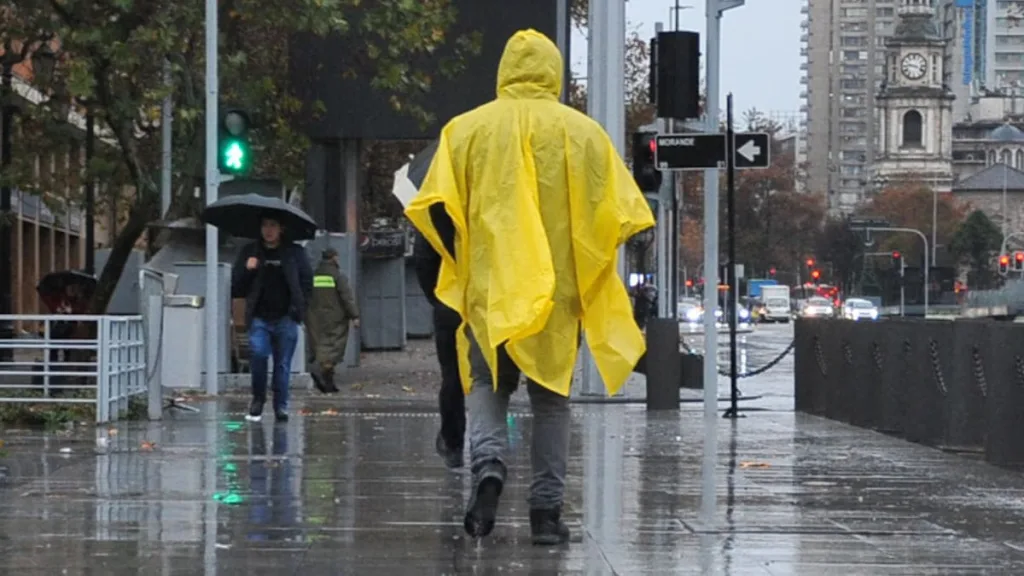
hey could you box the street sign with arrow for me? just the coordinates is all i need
[732,132,770,169]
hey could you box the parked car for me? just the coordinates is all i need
[842,297,879,321]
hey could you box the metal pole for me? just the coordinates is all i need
[160,58,173,219]
[581,0,626,395]
[724,94,739,418]
[702,1,722,423]
[899,259,905,317]
[85,112,95,274]
[204,0,220,395]
[863,226,929,316]
[931,189,937,265]
[0,62,13,351]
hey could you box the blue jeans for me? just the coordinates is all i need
[249,317,299,412]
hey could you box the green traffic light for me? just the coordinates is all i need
[222,139,247,172]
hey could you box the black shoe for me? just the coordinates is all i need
[322,369,339,393]
[246,399,264,422]
[435,431,464,469]
[464,474,504,538]
[275,409,289,423]
[530,507,570,546]
[311,369,329,394]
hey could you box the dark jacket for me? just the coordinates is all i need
[413,228,461,330]
[231,241,313,327]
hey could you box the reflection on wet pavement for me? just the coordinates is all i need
[1,324,1024,574]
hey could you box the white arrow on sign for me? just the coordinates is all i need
[737,139,761,162]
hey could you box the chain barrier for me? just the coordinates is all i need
[971,346,988,398]
[927,339,948,396]
[680,336,795,379]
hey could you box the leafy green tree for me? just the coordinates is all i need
[817,217,864,294]
[951,209,1003,290]
[2,0,476,313]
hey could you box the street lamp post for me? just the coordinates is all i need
[1,58,14,351]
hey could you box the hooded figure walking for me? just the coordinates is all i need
[306,248,360,393]
[406,29,654,545]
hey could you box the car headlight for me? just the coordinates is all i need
[869,310,878,319]
[685,308,701,321]
[739,308,750,320]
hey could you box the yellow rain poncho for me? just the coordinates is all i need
[405,29,654,397]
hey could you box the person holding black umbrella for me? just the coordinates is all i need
[230,215,313,422]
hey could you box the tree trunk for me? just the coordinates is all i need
[88,192,159,314]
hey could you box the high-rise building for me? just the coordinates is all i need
[802,0,900,215]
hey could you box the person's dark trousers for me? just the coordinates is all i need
[249,317,299,413]
[435,304,465,452]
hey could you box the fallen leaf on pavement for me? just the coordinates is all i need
[350,382,364,391]
[320,408,339,416]
[140,441,156,451]
[107,428,118,436]
[739,461,770,469]
[298,408,313,416]
[401,386,414,393]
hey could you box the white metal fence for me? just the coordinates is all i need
[0,315,148,423]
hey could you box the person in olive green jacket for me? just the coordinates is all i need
[306,248,360,393]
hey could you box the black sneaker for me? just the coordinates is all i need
[464,472,504,538]
[246,399,263,422]
[275,409,289,423]
[435,431,464,469]
[530,507,571,546]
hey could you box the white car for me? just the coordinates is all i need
[842,298,879,321]
[801,297,834,318]
[678,298,702,323]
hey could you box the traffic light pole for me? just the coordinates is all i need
[204,0,220,395]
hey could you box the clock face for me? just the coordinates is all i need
[901,53,927,80]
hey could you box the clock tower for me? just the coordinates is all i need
[873,0,954,193]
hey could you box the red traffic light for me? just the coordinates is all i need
[892,250,901,260]
[811,269,821,279]
[1015,252,1023,262]
[805,258,815,268]
[685,279,694,287]
[769,267,776,276]
[1000,254,1010,265]
[648,138,657,155]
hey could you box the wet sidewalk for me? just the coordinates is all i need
[2,397,1024,575]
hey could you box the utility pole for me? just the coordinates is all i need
[204,0,220,395]
[701,0,745,526]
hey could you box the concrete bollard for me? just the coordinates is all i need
[984,323,1024,468]
[644,319,681,411]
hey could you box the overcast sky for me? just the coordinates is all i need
[570,0,802,117]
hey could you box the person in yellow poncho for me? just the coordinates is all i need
[406,29,654,545]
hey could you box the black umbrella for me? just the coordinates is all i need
[201,193,317,240]
[36,270,97,297]
[391,140,438,207]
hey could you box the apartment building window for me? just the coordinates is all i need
[842,107,865,118]
[996,52,1024,64]
[840,165,864,176]
[997,35,1024,46]
[902,110,923,148]
[841,78,866,89]
[840,150,865,162]
[840,22,867,32]
[876,7,894,17]
[842,94,865,105]
[840,121,866,134]
[841,36,868,47]
[843,50,867,60]
[842,136,867,147]
[842,7,868,17]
